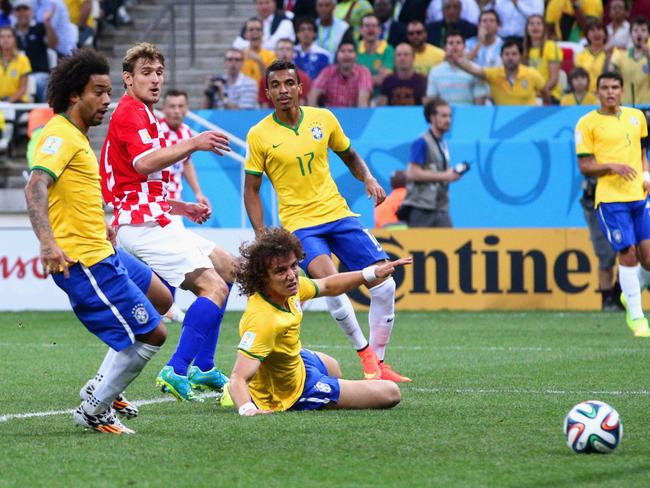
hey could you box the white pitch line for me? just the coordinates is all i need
[411,387,650,396]
[0,392,217,423]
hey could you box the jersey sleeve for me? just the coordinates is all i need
[245,126,266,175]
[298,276,319,301]
[575,115,594,157]
[326,109,351,153]
[609,49,622,70]
[639,109,648,139]
[115,109,160,167]
[237,311,275,361]
[409,137,428,165]
[31,126,78,180]
[545,41,563,64]
[483,67,498,84]
[18,54,31,76]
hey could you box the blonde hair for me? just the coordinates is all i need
[122,42,165,73]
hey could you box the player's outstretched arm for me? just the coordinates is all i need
[134,130,230,175]
[244,172,266,237]
[337,148,386,206]
[24,170,75,278]
[229,353,273,416]
[315,257,412,297]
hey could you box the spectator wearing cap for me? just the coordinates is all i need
[426,0,477,48]
[241,18,276,84]
[452,38,546,105]
[309,40,372,107]
[357,13,394,96]
[203,48,258,109]
[32,0,76,57]
[13,0,57,103]
[407,19,445,76]
[465,9,503,68]
[234,0,295,51]
[0,26,31,103]
[315,0,352,63]
[377,43,427,106]
[259,38,311,107]
[575,21,608,93]
[491,0,543,42]
[293,17,329,80]
[427,31,488,104]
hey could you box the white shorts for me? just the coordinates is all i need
[117,219,216,288]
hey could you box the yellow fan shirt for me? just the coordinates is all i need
[245,106,356,232]
[31,114,113,267]
[238,276,319,411]
[575,107,648,206]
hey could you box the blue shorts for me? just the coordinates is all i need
[115,247,152,293]
[293,216,388,272]
[52,252,161,351]
[290,349,341,411]
[596,200,650,251]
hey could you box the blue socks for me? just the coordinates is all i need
[167,296,223,375]
[194,284,232,372]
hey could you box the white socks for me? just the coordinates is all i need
[619,265,643,320]
[368,278,396,361]
[84,341,160,414]
[325,294,368,350]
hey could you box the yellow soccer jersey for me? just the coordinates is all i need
[237,276,319,411]
[575,107,648,206]
[574,48,607,94]
[245,106,356,232]
[610,49,650,105]
[484,65,545,106]
[560,92,598,106]
[31,114,114,267]
[528,41,563,101]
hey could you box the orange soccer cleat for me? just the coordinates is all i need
[379,362,412,383]
[357,346,382,380]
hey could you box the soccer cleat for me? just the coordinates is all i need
[156,366,200,401]
[357,346,382,380]
[80,380,139,418]
[188,365,229,392]
[620,293,650,337]
[73,405,135,434]
[379,362,412,383]
[218,383,234,408]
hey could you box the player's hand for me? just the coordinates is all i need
[192,130,231,156]
[105,222,117,246]
[40,238,75,279]
[242,409,274,416]
[195,192,212,210]
[365,177,386,206]
[374,257,413,279]
[184,202,212,224]
[608,163,637,181]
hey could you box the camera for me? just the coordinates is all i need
[453,162,471,175]
[204,76,226,98]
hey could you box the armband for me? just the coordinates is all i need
[238,402,258,416]
[362,265,378,281]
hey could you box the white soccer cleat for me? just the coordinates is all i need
[80,380,139,418]
[73,405,135,435]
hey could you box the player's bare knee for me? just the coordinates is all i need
[382,381,401,408]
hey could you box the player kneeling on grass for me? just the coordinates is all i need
[24,48,169,434]
[227,228,410,416]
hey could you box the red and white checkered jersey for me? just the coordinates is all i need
[100,94,172,227]
[159,118,192,200]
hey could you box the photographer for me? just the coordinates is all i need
[398,96,466,227]
[203,48,258,109]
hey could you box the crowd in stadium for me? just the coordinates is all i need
[201,0,650,109]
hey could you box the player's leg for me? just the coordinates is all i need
[329,217,411,382]
[53,254,165,434]
[332,379,401,410]
[599,202,649,336]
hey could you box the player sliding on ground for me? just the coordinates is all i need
[227,228,410,415]
[244,59,411,382]
[24,49,171,434]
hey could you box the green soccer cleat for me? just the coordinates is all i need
[218,383,234,408]
[156,366,200,401]
[620,293,650,337]
[188,365,229,392]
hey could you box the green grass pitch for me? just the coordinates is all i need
[1,310,649,487]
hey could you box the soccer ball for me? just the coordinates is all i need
[563,400,623,454]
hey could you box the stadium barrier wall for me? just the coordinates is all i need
[1,227,612,311]
[186,105,594,229]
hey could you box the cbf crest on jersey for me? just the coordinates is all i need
[310,123,324,141]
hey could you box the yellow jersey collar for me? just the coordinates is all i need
[272,107,304,135]
[359,39,389,54]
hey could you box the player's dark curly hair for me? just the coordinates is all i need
[47,48,110,114]
[236,228,305,296]
[265,59,300,88]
